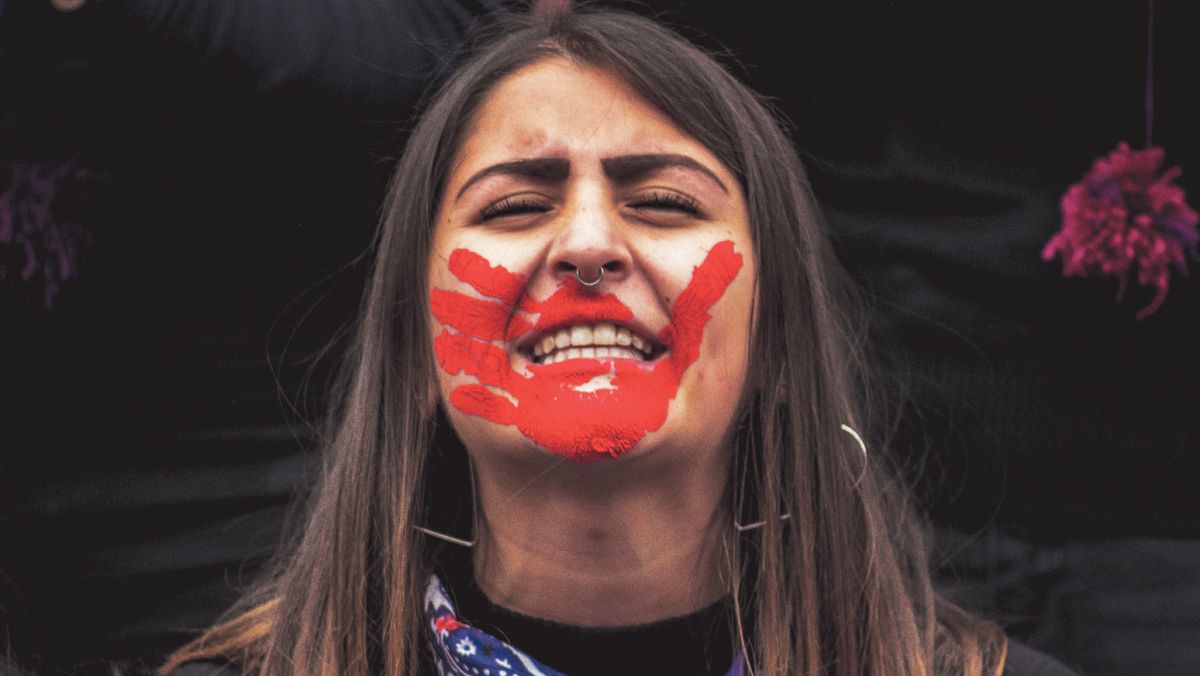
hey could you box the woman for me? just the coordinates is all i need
[162,6,1068,675]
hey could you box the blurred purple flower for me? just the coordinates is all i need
[1043,142,1199,319]
[0,159,85,306]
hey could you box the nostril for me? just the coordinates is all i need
[575,265,605,287]
[558,261,622,273]
[558,260,624,286]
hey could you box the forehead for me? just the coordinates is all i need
[453,58,723,169]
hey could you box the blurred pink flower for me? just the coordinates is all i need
[1043,142,1199,319]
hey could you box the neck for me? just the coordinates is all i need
[471,448,729,627]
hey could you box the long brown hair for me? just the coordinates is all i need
[162,7,1006,675]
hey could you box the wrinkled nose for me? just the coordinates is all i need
[547,192,631,289]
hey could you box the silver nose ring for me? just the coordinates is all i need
[576,266,604,287]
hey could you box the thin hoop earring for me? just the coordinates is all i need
[575,266,604,287]
[722,533,757,676]
[414,455,479,548]
[414,525,475,548]
[733,423,867,533]
[418,424,869,541]
[840,423,868,458]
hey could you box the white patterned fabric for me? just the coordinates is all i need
[422,575,745,676]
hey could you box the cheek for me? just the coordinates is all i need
[677,275,755,420]
[693,331,751,419]
[707,267,755,372]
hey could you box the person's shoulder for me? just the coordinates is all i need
[1002,640,1077,676]
[168,661,243,676]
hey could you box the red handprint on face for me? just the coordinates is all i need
[431,240,743,462]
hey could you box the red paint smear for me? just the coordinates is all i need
[434,615,464,634]
[527,282,634,338]
[662,240,744,369]
[447,249,526,301]
[434,331,511,386]
[450,384,517,426]
[432,240,743,462]
[431,288,533,342]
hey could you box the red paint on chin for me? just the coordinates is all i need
[432,241,743,462]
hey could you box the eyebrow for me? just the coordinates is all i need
[453,153,728,201]
[601,154,728,193]
[455,158,570,200]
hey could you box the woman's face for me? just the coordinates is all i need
[428,58,755,467]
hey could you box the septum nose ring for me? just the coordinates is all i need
[575,266,604,287]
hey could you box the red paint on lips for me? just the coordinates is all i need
[520,285,635,347]
[431,240,743,462]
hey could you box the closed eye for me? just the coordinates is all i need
[480,195,551,221]
[628,190,702,216]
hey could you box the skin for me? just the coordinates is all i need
[428,58,756,626]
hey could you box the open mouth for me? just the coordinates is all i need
[524,321,665,365]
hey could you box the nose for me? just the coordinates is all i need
[547,191,632,289]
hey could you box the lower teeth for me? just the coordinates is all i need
[538,346,647,364]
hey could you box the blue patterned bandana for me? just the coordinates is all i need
[423,575,746,676]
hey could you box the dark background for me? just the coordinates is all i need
[1,0,1197,673]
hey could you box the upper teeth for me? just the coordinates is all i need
[532,322,654,364]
